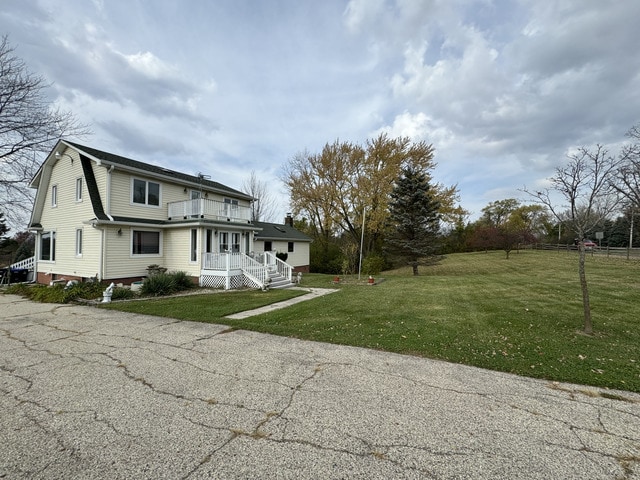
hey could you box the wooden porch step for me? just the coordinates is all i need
[268,272,294,289]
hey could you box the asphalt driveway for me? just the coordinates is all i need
[1,293,639,479]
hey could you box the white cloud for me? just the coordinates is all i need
[2,0,639,228]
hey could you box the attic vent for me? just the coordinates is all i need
[274,227,286,233]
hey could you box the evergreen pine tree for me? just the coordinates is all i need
[386,166,441,275]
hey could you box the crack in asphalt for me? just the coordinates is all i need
[1,298,639,479]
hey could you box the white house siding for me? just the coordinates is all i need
[253,240,310,270]
[102,225,164,280]
[101,227,202,281]
[109,169,250,221]
[285,243,310,269]
[163,228,201,277]
[109,170,167,221]
[37,149,101,280]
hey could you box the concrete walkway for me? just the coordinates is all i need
[1,293,639,479]
[225,287,339,319]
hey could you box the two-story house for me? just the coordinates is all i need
[28,141,309,289]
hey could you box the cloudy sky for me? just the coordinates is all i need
[2,0,640,224]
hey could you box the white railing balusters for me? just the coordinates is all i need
[264,252,292,283]
[168,199,251,222]
[10,256,35,270]
[202,252,274,289]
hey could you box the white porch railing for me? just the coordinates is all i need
[263,252,293,283]
[167,199,251,223]
[201,252,292,290]
[10,256,35,270]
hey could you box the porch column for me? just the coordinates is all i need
[225,253,231,289]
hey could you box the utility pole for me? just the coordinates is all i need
[358,207,366,280]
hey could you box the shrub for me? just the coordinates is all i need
[3,283,30,296]
[111,287,137,301]
[171,271,194,291]
[140,271,193,297]
[60,282,104,303]
[4,281,104,303]
[141,273,177,297]
[362,255,387,275]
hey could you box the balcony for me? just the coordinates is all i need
[167,199,251,224]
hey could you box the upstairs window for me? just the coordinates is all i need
[132,178,160,206]
[288,242,294,253]
[51,185,58,207]
[223,197,238,216]
[76,177,83,202]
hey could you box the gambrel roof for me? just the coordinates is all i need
[63,141,252,200]
[29,140,254,229]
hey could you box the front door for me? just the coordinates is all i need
[218,232,241,253]
[206,229,214,253]
[219,232,229,252]
[189,190,201,217]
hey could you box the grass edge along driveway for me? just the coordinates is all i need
[102,250,640,393]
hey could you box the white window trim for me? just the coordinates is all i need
[131,177,162,208]
[130,229,163,257]
[39,230,56,263]
[189,228,198,263]
[76,228,83,257]
[51,184,58,208]
[75,177,83,202]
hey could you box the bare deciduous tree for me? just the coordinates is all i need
[613,124,640,208]
[0,35,89,229]
[242,170,278,222]
[525,145,621,335]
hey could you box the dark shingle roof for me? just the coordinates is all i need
[80,154,109,221]
[253,221,312,242]
[65,141,252,200]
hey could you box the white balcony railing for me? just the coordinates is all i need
[167,199,251,223]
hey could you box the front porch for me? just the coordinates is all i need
[200,252,295,290]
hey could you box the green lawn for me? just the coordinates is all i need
[101,250,640,393]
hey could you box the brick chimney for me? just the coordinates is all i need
[284,213,294,227]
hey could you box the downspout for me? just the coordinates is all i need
[100,227,106,282]
[105,165,114,221]
[91,221,105,282]
[33,232,40,283]
[101,165,114,281]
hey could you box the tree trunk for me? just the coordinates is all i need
[410,261,419,276]
[578,244,593,334]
